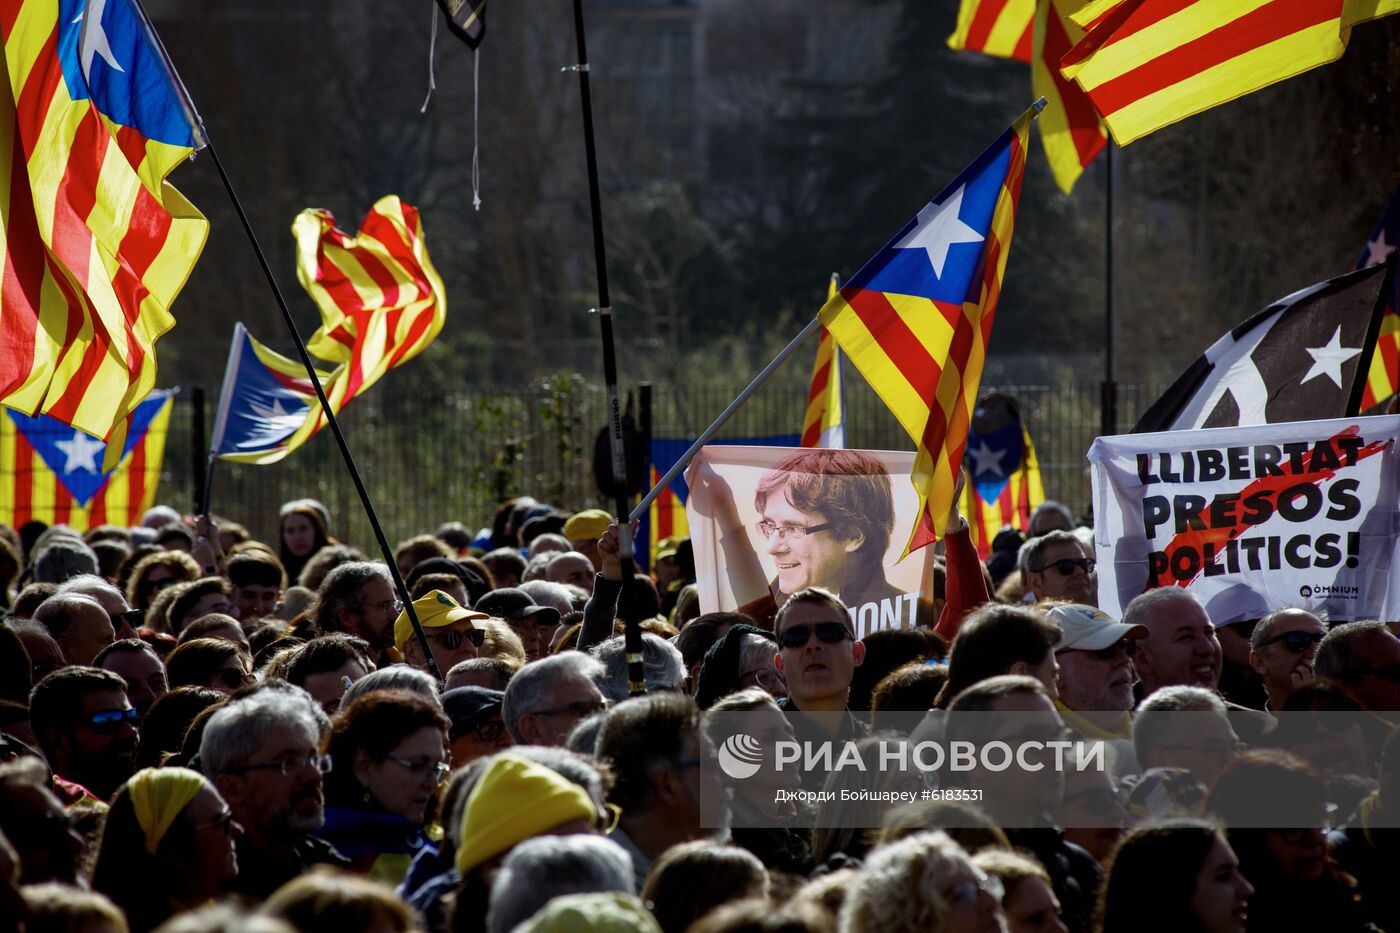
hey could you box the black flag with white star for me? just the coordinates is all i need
[1134,258,1396,433]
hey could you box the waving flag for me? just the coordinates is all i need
[437,0,486,48]
[960,393,1044,558]
[819,104,1037,556]
[1356,187,1400,411]
[801,274,845,449]
[948,0,1036,62]
[1134,262,1393,432]
[0,0,206,457]
[280,195,445,455]
[1060,0,1400,146]
[0,388,172,528]
[1031,0,1108,193]
[210,323,328,465]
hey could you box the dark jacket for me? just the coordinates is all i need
[1004,824,1102,933]
[225,834,349,900]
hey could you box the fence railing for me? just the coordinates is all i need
[167,380,1166,548]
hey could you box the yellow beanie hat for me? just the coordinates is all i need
[126,767,207,855]
[455,753,598,876]
[563,509,612,543]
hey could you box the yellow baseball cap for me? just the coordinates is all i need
[563,508,612,543]
[393,589,489,651]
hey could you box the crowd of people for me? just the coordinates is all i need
[0,488,1396,933]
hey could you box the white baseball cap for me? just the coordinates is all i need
[1049,603,1147,652]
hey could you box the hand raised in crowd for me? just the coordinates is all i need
[597,520,638,582]
[191,513,224,577]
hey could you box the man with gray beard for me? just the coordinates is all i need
[200,682,347,897]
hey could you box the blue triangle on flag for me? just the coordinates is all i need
[9,393,169,506]
[965,421,1024,505]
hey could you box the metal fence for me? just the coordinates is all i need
[164,380,1167,548]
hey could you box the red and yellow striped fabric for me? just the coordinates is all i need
[1361,310,1399,411]
[0,390,171,529]
[960,426,1045,558]
[1060,0,1400,146]
[0,0,206,453]
[1033,0,1108,193]
[286,195,446,452]
[949,0,1037,62]
[801,274,845,449]
[647,464,688,569]
[819,107,1034,556]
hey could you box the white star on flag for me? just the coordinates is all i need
[1363,228,1395,267]
[77,0,125,81]
[250,398,291,421]
[1300,326,1362,389]
[892,185,984,279]
[55,430,106,474]
[967,441,1007,478]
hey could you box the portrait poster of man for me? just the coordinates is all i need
[687,445,934,638]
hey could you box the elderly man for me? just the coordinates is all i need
[1133,685,1240,787]
[28,667,137,802]
[595,692,726,888]
[201,685,346,898]
[442,687,512,769]
[1122,588,1221,697]
[589,633,686,702]
[1248,608,1327,711]
[33,594,113,667]
[310,561,401,665]
[1049,604,1146,766]
[57,574,136,639]
[502,652,608,747]
[545,551,596,595]
[1023,530,1096,605]
[394,590,490,677]
[563,509,612,571]
[1315,621,1400,716]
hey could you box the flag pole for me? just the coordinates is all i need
[629,316,825,523]
[1101,142,1117,437]
[201,142,443,686]
[567,0,644,696]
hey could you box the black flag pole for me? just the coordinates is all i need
[201,142,443,686]
[567,0,645,696]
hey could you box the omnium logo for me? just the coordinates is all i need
[717,733,764,779]
[715,735,1106,780]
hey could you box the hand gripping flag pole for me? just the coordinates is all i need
[567,0,644,695]
[201,144,443,686]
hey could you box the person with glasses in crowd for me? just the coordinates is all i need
[841,829,1008,933]
[1048,604,1146,770]
[317,689,451,883]
[310,562,404,667]
[595,692,727,890]
[501,652,609,747]
[28,666,138,804]
[1248,608,1327,711]
[443,686,513,770]
[1022,530,1096,607]
[770,588,866,790]
[201,685,349,899]
[92,639,168,720]
[164,638,253,696]
[91,766,241,932]
[395,590,491,677]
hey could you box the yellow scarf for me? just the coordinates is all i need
[127,767,206,855]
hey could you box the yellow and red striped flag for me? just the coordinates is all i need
[1356,187,1400,410]
[282,195,446,453]
[1060,0,1400,146]
[801,274,845,449]
[0,388,172,529]
[0,0,206,461]
[819,105,1036,556]
[949,0,1036,62]
[1032,0,1108,193]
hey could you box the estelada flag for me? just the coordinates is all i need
[0,389,173,529]
[210,323,329,465]
[801,274,845,449]
[961,393,1045,558]
[0,0,206,464]
[818,103,1037,556]
[1356,186,1400,411]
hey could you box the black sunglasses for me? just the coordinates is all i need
[87,707,139,733]
[1259,630,1325,654]
[779,621,853,649]
[1036,557,1095,576]
[433,628,485,649]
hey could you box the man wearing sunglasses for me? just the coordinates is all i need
[1049,604,1147,755]
[27,667,137,803]
[1024,531,1096,606]
[394,590,491,677]
[1248,608,1327,711]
